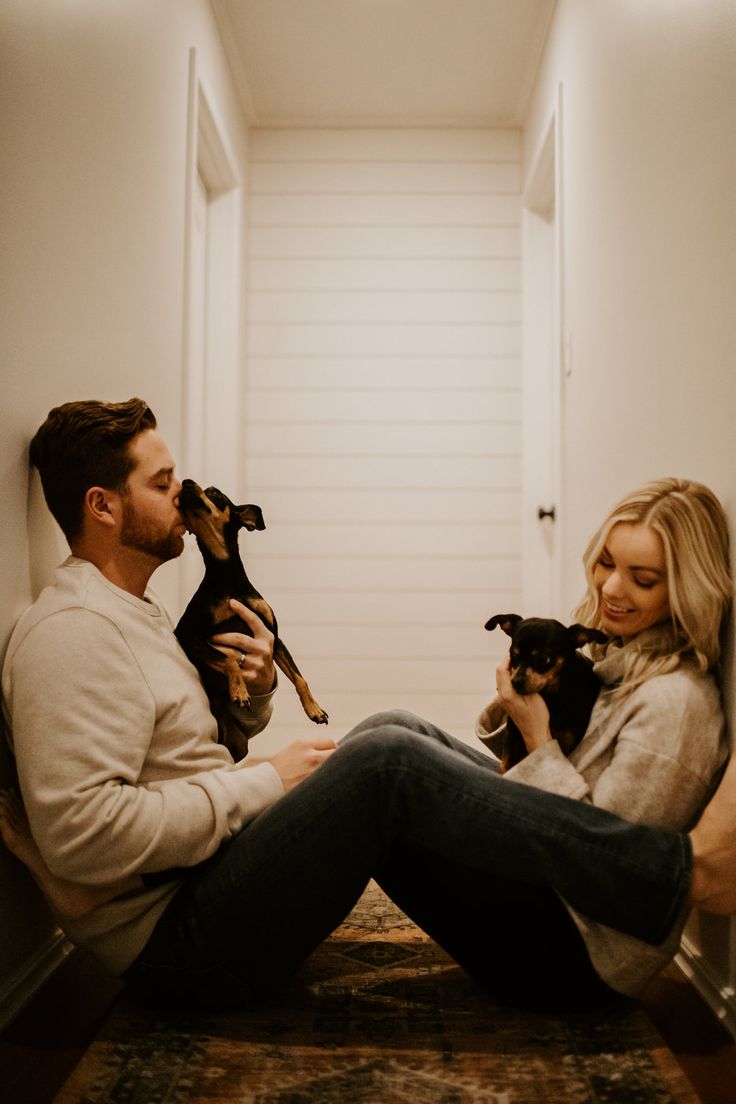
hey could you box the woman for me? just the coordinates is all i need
[1,477,733,1011]
[464,476,732,1002]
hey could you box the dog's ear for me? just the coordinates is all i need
[236,504,266,532]
[566,624,608,649]
[484,613,522,636]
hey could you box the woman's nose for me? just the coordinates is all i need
[601,571,624,597]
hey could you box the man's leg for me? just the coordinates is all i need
[126,716,689,1007]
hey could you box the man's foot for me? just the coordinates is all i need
[688,756,736,915]
[0,789,128,919]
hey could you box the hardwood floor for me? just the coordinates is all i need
[1,952,735,1103]
[641,964,736,1104]
[0,950,123,1104]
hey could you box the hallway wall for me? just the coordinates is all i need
[0,0,249,1027]
[524,0,736,1030]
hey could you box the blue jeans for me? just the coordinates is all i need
[124,711,692,1010]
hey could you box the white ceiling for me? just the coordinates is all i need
[211,0,557,128]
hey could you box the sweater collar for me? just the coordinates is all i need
[592,626,671,687]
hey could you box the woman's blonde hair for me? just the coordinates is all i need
[573,478,732,694]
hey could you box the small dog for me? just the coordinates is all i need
[484,613,607,772]
[176,480,328,757]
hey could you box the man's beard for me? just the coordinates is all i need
[120,497,184,563]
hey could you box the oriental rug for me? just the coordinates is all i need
[53,883,699,1104]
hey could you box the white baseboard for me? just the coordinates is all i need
[676,935,736,1038]
[0,930,74,1032]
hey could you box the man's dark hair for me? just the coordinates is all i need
[29,397,157,542]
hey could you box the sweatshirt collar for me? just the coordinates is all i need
[64,555,162,616]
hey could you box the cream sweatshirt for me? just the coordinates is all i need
[475,636,728,996]
[2,557,285,975]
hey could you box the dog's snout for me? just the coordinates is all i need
[179,479,212,516]
[510,668,528,693]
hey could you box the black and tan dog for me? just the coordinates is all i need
[484,614,607,772]
[176,480,328,757]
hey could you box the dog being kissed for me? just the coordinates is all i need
[176,480,328,759]
[483,614,607,772]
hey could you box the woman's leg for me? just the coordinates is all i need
[125,715,689,1008]
[378,841,620,1011]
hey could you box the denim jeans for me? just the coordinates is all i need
[124,711,691,1011]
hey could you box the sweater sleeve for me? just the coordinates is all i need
[503,671,726,828]
[6,609,285,884]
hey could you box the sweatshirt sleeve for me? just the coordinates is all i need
[6,609,285,884]
[503,671,726,828]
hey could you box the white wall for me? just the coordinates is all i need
[243,128,523,752]
[0,0,248,1026]
[524,0,736,1030]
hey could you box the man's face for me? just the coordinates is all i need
[119,430,185,564]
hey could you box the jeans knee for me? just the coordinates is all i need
[342,709,430,745]
[336,723,428,776]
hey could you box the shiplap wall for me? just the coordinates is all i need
[243,128,522,752]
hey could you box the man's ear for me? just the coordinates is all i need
[83,486,119,529]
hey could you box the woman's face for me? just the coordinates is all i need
[592,522,671,642]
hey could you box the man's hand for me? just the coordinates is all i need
[210,599,276,697]
[270,737,337,791]
[495,657,553,754]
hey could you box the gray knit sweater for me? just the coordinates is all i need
[475,636,727,995]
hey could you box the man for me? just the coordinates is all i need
[2,397,735,1011]
[1,398,335,987]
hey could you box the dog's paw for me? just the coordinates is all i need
[233,688,252,710]
[308,703,329,724]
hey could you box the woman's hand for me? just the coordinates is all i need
[495,657,553,754]
[210,599,276,696]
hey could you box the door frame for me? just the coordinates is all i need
[521,83,564,617]
[180,48,241,609]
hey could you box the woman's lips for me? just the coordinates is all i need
[602,600,633,617]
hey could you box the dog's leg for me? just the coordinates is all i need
[186,638,252,710]
[273,638,328,724]
[221,651,251,710]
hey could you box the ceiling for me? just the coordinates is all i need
[211,0,557,128]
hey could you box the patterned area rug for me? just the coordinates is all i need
[53,883,698,1104]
